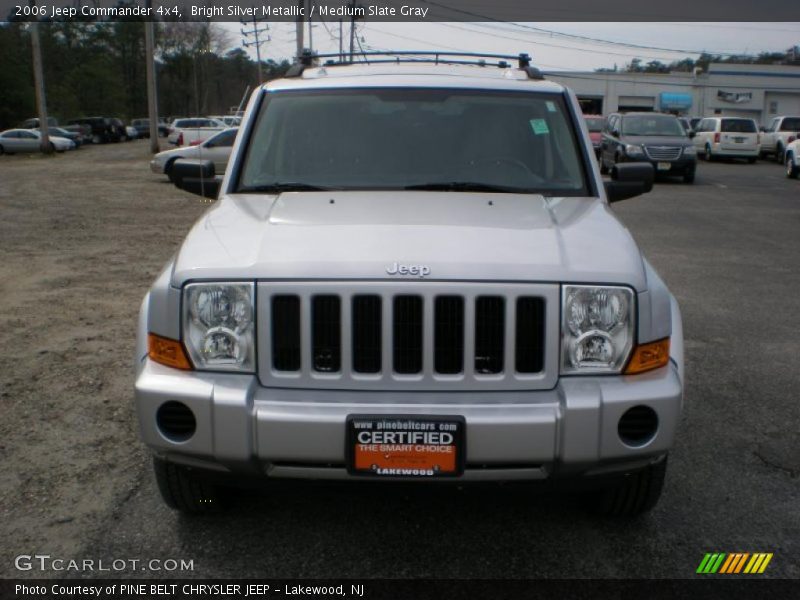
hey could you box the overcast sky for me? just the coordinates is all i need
[225,22,800,71]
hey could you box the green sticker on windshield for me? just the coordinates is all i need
[546,101,557,112]
[530,119,550,135]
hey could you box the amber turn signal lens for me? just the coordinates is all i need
[148,333,192,370]
[625,338,670,375]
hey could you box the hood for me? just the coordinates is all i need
[171,192,647,291]
[620,134,691,147]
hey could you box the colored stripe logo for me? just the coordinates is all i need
[697,553,773,574]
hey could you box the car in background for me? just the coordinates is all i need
[63,123,92,144]
[759,116,800,163]
[600,112,697,183]
[34,126,83,147]
[693,117,759,163]
[688,117,703,131]
[209,115,242,127]
[167,118,226,146]
[785,139,800,179]
[150,128,238,181]
[0,128,74,154]
[20,116,59,129]
[67,117,123,144]
[583,114,604,158]
[125,125,139,140]
[677,117,692,135]
[131,118,150,138]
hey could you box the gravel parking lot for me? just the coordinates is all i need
[1,142,798,579]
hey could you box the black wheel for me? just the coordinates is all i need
[704,144,713,161]
[153,457,223,514]
[776,144,785,164]
[0,144,5,155]
[683,170,695,184]
[590,457,667,517]
[787,153,800,179]
[747,157,757,164]
[49,142,56,153]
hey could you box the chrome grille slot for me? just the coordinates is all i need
[271,295,301,371]
[644,146,682,160]
[258,282,558,392]
[393,295,423,374]
[352,295,382,373]
[434,296,464,374]
[515,297,545,373]
[475,296,505,374]
[311,295,341,372]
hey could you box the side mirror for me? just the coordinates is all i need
[688,130,696,138]
[604,163,654,203]
[171,159,220,199]
[610,128,620,138]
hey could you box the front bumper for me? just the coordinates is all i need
[623,155,696,175]
[150,159,165,174]
[135,357,682,482]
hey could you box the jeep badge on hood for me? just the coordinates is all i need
[386,262,431,277]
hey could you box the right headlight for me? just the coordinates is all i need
[182,282,255,372]
[561,285,635,374]
[624,144,645,157]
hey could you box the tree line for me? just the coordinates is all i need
[597,50,800,74]
[0,20,291,130]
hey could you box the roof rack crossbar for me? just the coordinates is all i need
[299,50,532,69]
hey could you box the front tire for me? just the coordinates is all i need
[704,144,713,161]
[747,157,757,164]
[590,457,668,517]
[153,457,223,514]
[787,153,800,179]
[776,144,785,164]
[683,169,695,184]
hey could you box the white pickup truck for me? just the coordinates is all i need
[167,118,225,147]
[759,116,800,163]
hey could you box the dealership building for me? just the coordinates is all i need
[545,63,800,125]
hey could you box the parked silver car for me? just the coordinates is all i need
[150,128,238,181]
[135,52,683,517]
[0,128,75,153]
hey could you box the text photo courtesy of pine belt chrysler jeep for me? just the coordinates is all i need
[136,52,684,517]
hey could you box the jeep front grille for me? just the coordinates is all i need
[258,282,559,392]
[644,146,682,160]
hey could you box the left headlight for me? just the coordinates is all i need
[624,144,645,157]
[561,285,635,375]
[183,282,255,372]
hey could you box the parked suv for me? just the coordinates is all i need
[693,117,759,162]
[67,117,123,144]
[759,116,800,163]
[601,112,697,183]
[135,52,683,517]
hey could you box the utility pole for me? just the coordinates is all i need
[241,16,270,84]
[307,0,313,54]
[338,19,343,61]
[144,0,159,154]
[29,1,51,154]
[349,0,356,61]
[295,0,304,59]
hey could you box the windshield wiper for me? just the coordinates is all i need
[404,181,535,193]
[238,182,334,193]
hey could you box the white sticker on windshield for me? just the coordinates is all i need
[546,101,557,112]
[530,119,550,135]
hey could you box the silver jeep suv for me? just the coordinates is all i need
[135,52,683,516]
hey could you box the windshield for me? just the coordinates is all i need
[237,88,588,195]
[622,115,685,137]
[721,119,756,133]
[584,117,603,132]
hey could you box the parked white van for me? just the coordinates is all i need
[693,117,759,162]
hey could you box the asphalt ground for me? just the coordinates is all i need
[1,143,798,581]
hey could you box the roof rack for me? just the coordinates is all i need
[284,50,544,80]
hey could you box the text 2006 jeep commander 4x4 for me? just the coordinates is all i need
[135,52,684,516]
